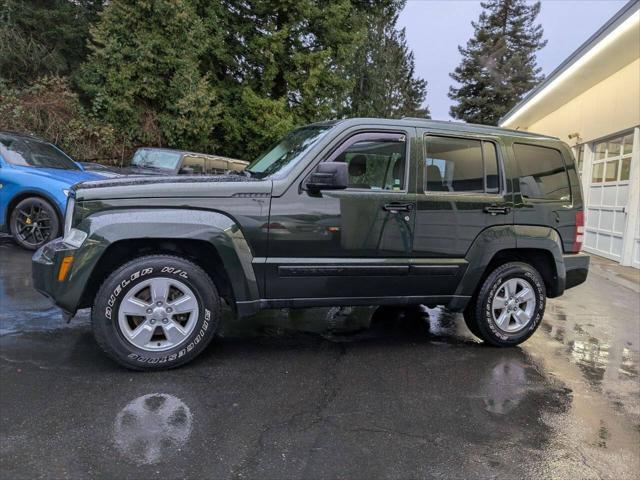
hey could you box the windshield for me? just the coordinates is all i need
[246,125,332,177]
[131,149,182,170]
[0,135,79,170]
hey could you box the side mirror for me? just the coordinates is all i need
[179,166,195,175]
[306,162,348,192]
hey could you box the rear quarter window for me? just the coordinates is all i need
[514,143,570,201]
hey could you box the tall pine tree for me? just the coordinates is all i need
[77,0,222,151]
[213,0,363,159]
[346,0,429,118]
[448,0,546,125]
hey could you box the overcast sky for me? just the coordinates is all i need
[398,0,628,120]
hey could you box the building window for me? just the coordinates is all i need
[591,132,634,184]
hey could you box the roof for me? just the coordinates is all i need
[309,117,557,140]
[500,0,640,127]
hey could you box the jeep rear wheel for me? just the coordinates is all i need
[92,255,220,370]
[463,262,546,347]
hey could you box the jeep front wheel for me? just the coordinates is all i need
[463,262,546,347]
[92,255,220,370]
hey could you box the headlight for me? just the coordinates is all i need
[62,228,87,248]
[63,196,75,237]
[63,189,70,197]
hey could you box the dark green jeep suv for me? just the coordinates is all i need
[32,118,589,370]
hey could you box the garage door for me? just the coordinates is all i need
[584,133,634,261]
[633,217,640,269]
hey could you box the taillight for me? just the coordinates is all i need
[573,211,584,252]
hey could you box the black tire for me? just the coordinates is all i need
[92,255,221,370]
[9,197,60,250]
[463,262,546,347]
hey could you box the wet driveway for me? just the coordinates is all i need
[1,237,639,479]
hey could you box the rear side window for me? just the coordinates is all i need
[424,136,500,193]
[514,143,570,201]
[182,155,206,173]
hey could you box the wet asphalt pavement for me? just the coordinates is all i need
[0,237,639,479]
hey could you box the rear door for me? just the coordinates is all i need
[410,130,513,295]
[511,141,576,253]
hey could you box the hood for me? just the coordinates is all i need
[73,173,272,201]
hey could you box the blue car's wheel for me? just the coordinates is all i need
[9,197,60,250]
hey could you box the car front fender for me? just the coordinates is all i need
[52,208,260,315]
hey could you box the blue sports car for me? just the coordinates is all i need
[0,131,111,250]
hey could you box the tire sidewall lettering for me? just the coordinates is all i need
[105,266,193,320]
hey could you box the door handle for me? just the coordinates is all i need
[383,202,414,213]
[483,205,511,215]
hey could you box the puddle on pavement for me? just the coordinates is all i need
[113,393,193,465]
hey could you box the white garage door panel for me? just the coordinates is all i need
[633,217,640,269]
[584,133,634,262]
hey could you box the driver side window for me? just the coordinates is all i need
[335,139,406,190]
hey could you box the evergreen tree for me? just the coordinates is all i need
[448,0,546,125]
[347,0,429,119]
[77,0,221,151]
[211,0,363,159]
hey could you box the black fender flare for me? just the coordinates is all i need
[454,224,565,301]
[77,208,260,307]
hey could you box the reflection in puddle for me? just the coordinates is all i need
[567,339,609,389]
[113,393,193,465]
[480,359,527,415]
[544,302,638,390]
[619,347,638,379]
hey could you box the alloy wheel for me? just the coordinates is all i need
[14,200,53,247]
[491,278,537,333]
[117,277,199,352]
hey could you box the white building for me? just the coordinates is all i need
[500,0,640,268]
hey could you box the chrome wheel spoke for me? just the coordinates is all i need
[515,287,534,303]
[496,309,511,329]
[129,321,155,348]
[122,296,150,316]
[169,294,197,314]
[492,295,507,310]
[163,322,188,344]
[502,280,514,298]
[513,308,531,326]
[150,278,170,304]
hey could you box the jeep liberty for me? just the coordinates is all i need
[32,118,590,370]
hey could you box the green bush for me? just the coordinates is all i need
[0,76,129,164]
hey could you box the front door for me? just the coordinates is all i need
[410,131,514,295]
[265,129,417,300]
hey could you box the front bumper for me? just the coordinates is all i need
[563,252,590,290]
[32,238,85,316]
